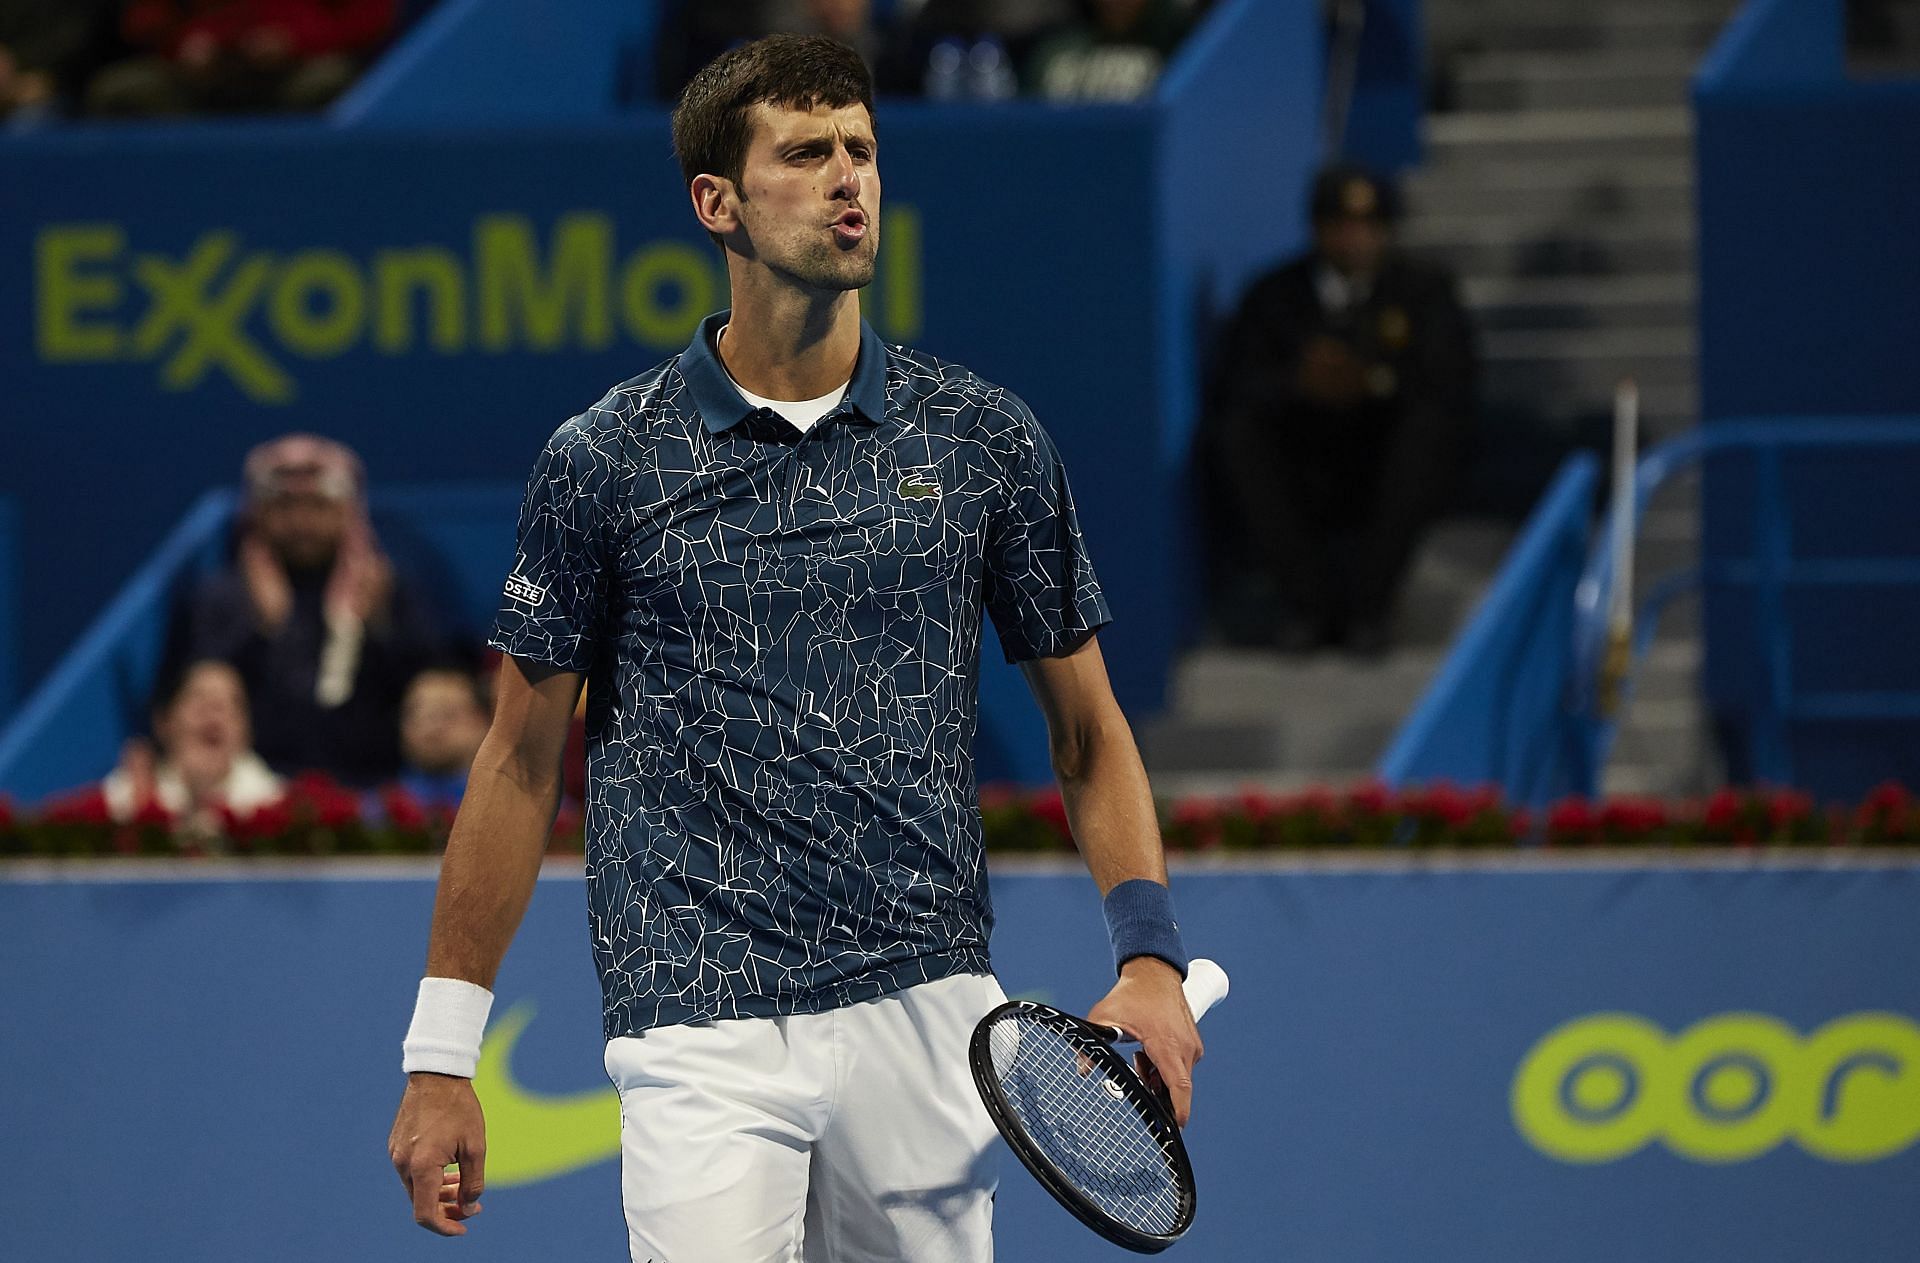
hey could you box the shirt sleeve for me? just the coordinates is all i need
[981,390,1113,663]
[488,418,619,673]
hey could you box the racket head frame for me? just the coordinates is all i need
[968,999,1197,1254]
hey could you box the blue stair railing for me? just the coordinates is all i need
[1570,418,1920,797]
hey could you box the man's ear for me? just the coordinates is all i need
[690,173,739,238]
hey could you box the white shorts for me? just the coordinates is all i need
[603,971,1008,1263]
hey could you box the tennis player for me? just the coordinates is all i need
[387,33,1201,1261]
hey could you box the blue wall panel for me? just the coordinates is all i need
[0,497,15,723]
[1693,0,1920,792]
[1338,0,1424,171]
[333,0,661,126]
[1696,92,1920,421]
[3,861,1917,1261]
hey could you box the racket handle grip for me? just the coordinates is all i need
[1183,958,1229,1024]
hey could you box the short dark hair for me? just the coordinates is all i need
[149,657,242,720]
[1309,163,1401,224]
[407,665,492,718]
[671,34,875,195]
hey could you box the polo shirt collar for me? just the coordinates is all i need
[682,310,888,435]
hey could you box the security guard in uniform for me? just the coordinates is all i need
[1204,164,1476,654]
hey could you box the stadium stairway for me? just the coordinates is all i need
[1414,0,1738,447]
[1140,522,1516,796]
[1140,0,1738,799]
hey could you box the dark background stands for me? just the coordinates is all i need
[1024,0,1189,102]
[88,0,398,116]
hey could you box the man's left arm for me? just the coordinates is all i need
[1019,633,1204,1125]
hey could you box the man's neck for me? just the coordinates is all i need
[717,277,862,402]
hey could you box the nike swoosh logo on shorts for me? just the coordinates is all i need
[473,1001,621,1186]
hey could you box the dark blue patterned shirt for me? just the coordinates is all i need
[491,313,1111,1036]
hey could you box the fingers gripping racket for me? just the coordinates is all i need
[970,959,1230,1253]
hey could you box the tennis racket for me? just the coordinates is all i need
[970,959,1230,1253]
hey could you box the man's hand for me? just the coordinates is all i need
[238,535,293,634]
[389,1073,487,1235]
[1086,957,1204,1127]
[1296,335,1371,408]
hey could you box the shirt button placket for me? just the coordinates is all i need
[794,429,833,527]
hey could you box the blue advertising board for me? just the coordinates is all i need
[3,857,1916,1261]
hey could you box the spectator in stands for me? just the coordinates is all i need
[88,0,396,116]
[1024,0,1189,102]
[888,0,1074,98]
[390,666,491,811]
[159,433,447,786]
[102,659,285,834]
[1202,164,1476,655]
[0,1,116,127]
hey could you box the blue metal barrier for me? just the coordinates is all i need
[1377,453,1598,804]
[1572,418,1920,799]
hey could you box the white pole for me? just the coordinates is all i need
[1601,379,1639,716]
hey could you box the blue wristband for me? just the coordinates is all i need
[1102,879,1189,978]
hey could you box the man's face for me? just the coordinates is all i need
[731,101,880,292]
[256,486,347,570]
[158,661,250,765]
[402,673,490,776]
[1314,213,1391,280]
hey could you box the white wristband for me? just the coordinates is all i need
[402,977,495,1077]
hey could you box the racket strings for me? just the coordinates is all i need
[986,1013,1186,1234]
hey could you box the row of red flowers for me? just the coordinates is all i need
[3,774,1919,858]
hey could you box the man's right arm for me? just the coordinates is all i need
[420,654,581,985]
[387,653,583,1236]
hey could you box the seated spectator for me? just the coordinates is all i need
[88,0,396,117]
[0,0,116,127]
[158,433,447,786]
[1024,0,1188,102]
[102,659,284,834]
[390,666,490,811]
[1202,165,1476,655]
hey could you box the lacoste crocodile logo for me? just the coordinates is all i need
[472,1002,620,1187]
[899,472,941,500]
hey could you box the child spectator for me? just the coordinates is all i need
[391,667,491,811]
[102,659,285,833]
